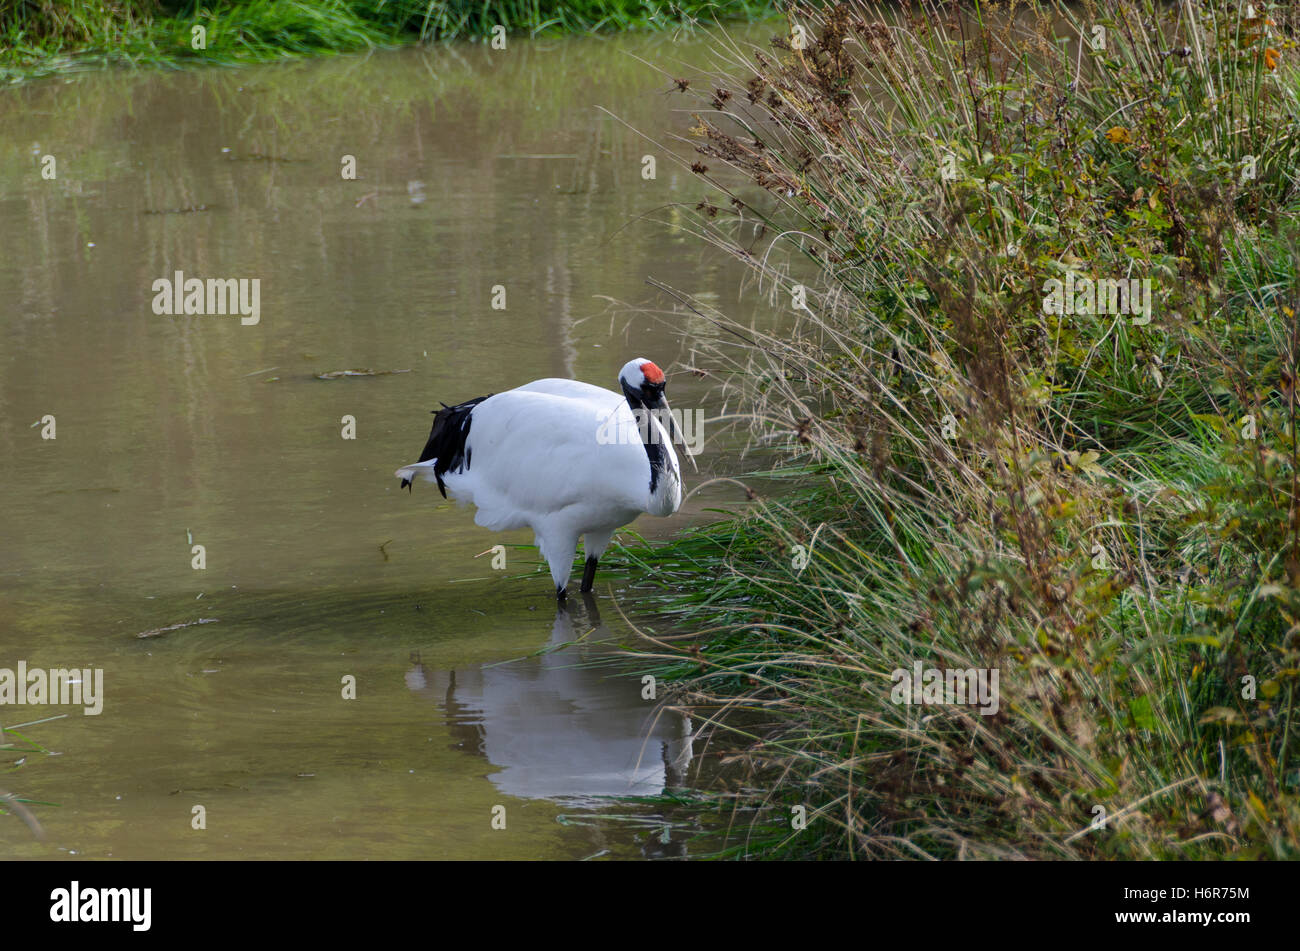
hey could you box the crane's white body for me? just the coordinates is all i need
[396,375,683,593]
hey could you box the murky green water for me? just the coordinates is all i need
[0,25,779,859]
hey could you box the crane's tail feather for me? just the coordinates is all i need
[396,394,492,497]
[396,460,438,491]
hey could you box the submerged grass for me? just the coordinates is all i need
[0,0,776,82]
[1,718,60,840]
[618,0,1300,859]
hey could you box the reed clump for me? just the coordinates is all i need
[638,0,1300,859]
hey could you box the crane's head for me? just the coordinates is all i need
[618,358,697,471]
[619,358,667,407]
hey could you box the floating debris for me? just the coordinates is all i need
[228,152,298,163]
[136,618,218,640]
[143,204,210,215]
[315,368,411,380]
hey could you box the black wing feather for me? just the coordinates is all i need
[401,395,492,496]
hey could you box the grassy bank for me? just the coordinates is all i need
[0,0,774,82]
[627,0,1300,858]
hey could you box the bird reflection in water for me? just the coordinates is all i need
[404,594,694,802]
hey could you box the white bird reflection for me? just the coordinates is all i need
[404,595,694,800]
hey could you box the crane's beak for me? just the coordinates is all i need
[654,394,697,473]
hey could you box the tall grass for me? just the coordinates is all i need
[0,0,776,82]
[631,0,1300,858]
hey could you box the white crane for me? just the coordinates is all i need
[395,358,691,599]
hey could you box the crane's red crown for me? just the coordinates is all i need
[641,361,665,385]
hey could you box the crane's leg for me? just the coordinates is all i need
[580,557,598,593]
[580,529,615,594]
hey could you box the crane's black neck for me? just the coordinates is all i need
[621,380,668,494]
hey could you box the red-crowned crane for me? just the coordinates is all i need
[395,358,691,599]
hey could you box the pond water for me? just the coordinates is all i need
[0,22,781,859]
